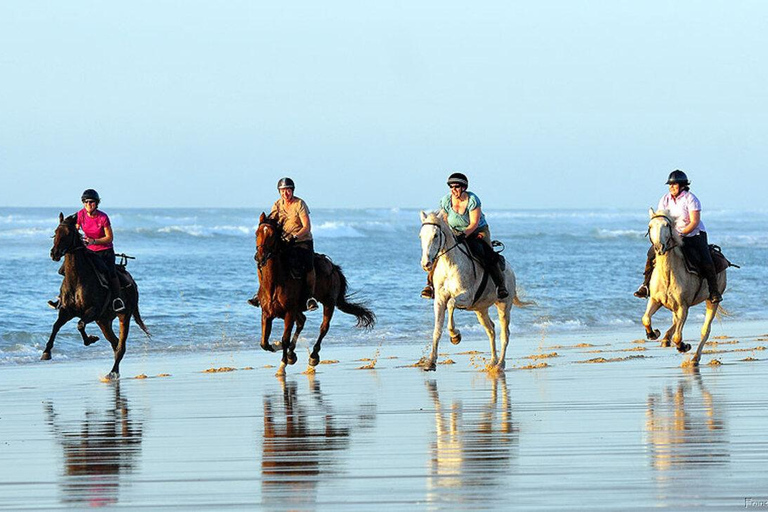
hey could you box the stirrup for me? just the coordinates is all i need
[306,298,319,311]
[633,285,649,299]
[709,292,723,304]
[113,298,126,313]
[421,286,434,300]
[247,294,260,308]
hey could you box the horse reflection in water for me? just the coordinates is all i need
[260,375,359,507]
[426,375,519,504]
[645,372,729,481]
[44,383,143,507]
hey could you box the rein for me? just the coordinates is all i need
[421,222,469,264]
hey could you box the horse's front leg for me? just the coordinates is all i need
[42,309,74,360]
[77,307,101,346]
[424,299,447,371]
[260,312,276,352]
[672,307,691,354]
[447,300,461,345]
[277,312,297,376]
[475,309,498,368]
[642,299,663,340]
[691,302,718,365]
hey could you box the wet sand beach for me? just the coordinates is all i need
[3,320,768,510]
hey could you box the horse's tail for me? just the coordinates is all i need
[132,305,152,339]
[125,273,152,338]
[512,295,536,308]
[333,264,376,330]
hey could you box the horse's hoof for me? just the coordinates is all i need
[661,340,672,348]
[100,372,119,382]
[260,343,276,353]
[677,342,691,353]
[646,329,660,341]
[287,352,297,365]
[450,333,462,345]
[309,356,320,367]
[84,335,99,346]
[41,352,51,361]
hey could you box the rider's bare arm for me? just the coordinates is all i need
[295,210,311,239]
[465,207,482,237]
[84,225,114,246]
[679,210,701,235]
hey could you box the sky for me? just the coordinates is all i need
[1,1,766,209]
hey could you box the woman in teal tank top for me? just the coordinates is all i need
[421,173,508,300]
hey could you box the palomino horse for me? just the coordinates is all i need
[43,213,151,379]
[255,213,375,375]
[642,208,727,366]
[419,211,529,371]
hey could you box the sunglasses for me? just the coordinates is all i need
[83,200,98,204]
[449,184,464,189]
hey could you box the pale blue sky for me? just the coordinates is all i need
[1,1,765,209]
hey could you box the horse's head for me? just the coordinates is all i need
[256,212,283,268]
[419,210,448,271]
[648,208,681,256]
[51,212,82,261]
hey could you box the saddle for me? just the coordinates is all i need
[287,252,333,280]
[683,244,738,276]
[85,252,133,291]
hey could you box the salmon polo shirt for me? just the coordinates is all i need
[76,209,114,251]
[657,190,706,237]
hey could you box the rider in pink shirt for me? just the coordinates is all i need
[634,170,721,303]
[49,189,125,312]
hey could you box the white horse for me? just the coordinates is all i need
[419,211,528,371]
[642,208,727,365]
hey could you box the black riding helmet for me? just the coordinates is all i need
[81,189,100,203]
[277,177,295,190]
[666,170,690,186]
[447,172,469,188]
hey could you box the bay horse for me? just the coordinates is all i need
[43,213,151,379]
[642,208,727,366]
[255,212,375,375]
[419,211,530,372]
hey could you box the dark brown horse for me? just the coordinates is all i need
[43,213,150,379]
[255,212,375,375]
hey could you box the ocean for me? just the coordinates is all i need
[1,207,765,365]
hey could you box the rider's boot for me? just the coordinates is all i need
[305,269,319,311]
[634,251,655,299]
[702,264,723,303]
[110,276,126,312]
[48,296,61,309]
[489,260,509,300]
[247,293,260,308]
[421,268,435,299]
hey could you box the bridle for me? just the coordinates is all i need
[421,221,468,268]
[51,221,84,260]
[256,220,282,269]
[648,214,679,254]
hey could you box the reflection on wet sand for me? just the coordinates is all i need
[260,375,354,507]
[646,372,729,476]
[44,383,143,507]
[426,375,519,504]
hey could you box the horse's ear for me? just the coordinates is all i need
[259,212,266,223]
[58,212,64,223]
[419,210,427,222]
[648,207,655,219]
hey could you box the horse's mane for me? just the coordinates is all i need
[422,210,450,232]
